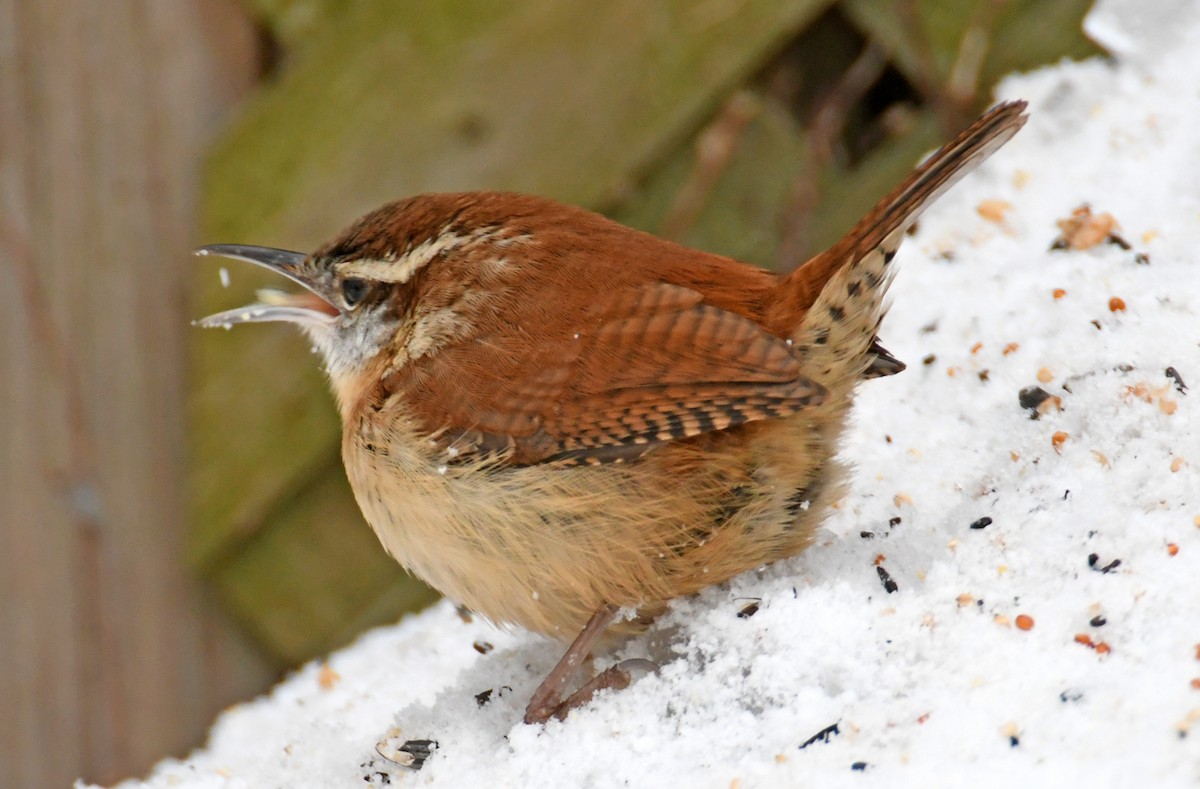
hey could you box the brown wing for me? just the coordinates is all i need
[390,283,825,465]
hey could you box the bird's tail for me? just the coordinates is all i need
[766,100,1027,393]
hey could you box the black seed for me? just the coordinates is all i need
[737,601,760,619]
[1018,386,1053,418]
[397,739,438,771]
[877,565,898,593]
[473,640,493,654]
[1091,319,1103,330]
[1090,615,1107,627]
[851,762,868,771]
[923,354,937,365]
[475,689,493,706]
[860,531,875,539]
[1106,232,1131,250]
[1009,736,1020,747]
[799,722,840,749]
[1063,490,1071,500]
[1060,689,1084,703]
[1165,366,1187,394]
[1134,252,1150,265]
[1088,554,1121,573]
[970,516,992,530]
[888,516,902,527]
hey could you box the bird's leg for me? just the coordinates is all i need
[551,658,659,722]
[524,604,623,724]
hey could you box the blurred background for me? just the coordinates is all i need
[1,1,1099,785]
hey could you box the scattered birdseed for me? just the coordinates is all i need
[1019,386,1054,418]
[376,735,438,771]
[1087,553,1121,573]
[1165,366,1188,394]
[473,641,493,655]
[1052,431,1069,452]
[317,662,340,690]
[1052,204,1119,250]
[1090,616,1107,627]
[977,199,1012,222]
[1109,296,1127,312]
[970,517,993,530]
[799,723,840,749]
[737,601,760,619]
[1016,614,1035,631]
[876,566,898,594]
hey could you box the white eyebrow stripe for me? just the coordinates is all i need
[340,230,469,284]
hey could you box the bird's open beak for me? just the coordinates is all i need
[193,244,340,328]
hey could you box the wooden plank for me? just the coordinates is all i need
[0,1,273,786]
[243,0,351,47]
[841,0,1099,105]
[191,0,833,569]
[614,92,813,269]
[808,109,944,253]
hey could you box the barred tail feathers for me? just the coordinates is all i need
[767,100,1028,393]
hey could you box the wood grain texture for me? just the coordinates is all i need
[0,1,272,785]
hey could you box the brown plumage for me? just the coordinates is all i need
[198,100,1027,724]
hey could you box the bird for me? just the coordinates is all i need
[197,100,1027,724]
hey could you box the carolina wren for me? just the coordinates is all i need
[198,101,1026,724]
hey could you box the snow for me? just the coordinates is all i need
[95,1,1200,786]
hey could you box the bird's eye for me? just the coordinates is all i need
[341,278,369,307]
